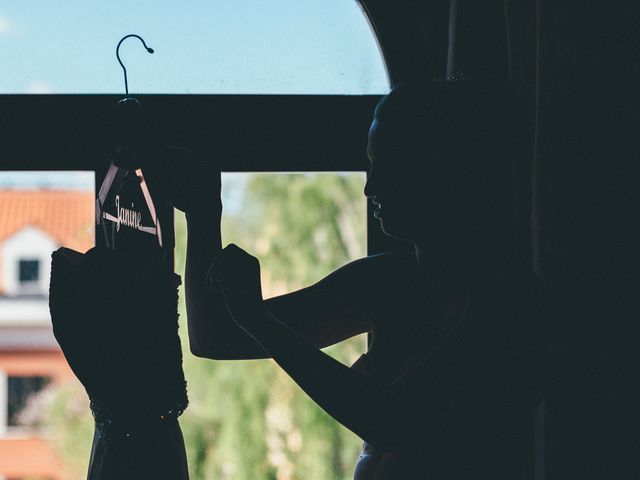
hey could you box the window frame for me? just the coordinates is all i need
[0,94,404,256]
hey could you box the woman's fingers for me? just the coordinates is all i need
[141,148,222,215]
[206,244,263,323]
[208,244,254,286]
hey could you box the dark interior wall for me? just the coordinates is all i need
[534,2,639,286]
[361,0,515,83]
[360,0,450,85]
[363,1,639,478]
[533,2,640,478]
[451,0,509,81]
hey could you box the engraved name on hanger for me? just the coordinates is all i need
[115,195,143,232]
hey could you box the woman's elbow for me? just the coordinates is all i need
[187,334,269,360]
[187,326,226,359]
[189,341,220,360]
[188,335,233,360]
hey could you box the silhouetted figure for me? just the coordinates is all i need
[49,80,547,479]
[187,81,547,479]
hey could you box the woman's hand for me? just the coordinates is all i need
[133,147,222,217]
[207,244,265,330]
[160,150,221,216]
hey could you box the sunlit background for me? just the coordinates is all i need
[0,172,95,480]
[0,171,367,480]
[0,1,388,94]
[0,2,388,478]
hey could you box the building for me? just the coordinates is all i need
[0,189,93,480]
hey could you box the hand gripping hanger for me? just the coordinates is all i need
[96,34,163,249]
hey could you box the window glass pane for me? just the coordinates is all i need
[0,1,389,94]
[7,376,49,427]
[221,172,367,294]
[174,172,368,478]
[18,259,40,283]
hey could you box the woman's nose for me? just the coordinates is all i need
[364,168,377,198]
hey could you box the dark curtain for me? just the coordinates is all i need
[361,1,639,477]
[531,2,640,478]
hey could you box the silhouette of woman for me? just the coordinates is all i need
[186,81,547,479]
[50,80,546,479]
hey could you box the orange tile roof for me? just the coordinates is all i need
[0,190,94,253]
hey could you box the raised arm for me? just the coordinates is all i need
[210,245,547,451]
[184,205,372,360]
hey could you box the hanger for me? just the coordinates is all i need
[96,34,163,251]
[117,34,154,100]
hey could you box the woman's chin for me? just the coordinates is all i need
[379,217,412,241]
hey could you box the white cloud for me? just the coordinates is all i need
[26,81,54,94]
[0,15,14,35]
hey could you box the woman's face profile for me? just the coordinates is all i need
[365,117,429,241]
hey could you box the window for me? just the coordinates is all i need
[0,1,388,476]
[0,1,388,94]
[221,172,367,293]
[173,172,368,478]
[7,376,50,428]
[18,259,40,284]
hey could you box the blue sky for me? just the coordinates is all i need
[0,171,94,189]
[0,1,389,94]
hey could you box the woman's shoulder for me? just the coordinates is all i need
[306,250,416,315]
[340,250,416,281]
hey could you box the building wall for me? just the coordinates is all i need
[0,350,73,382]
[0,437,63,479]
[0,226,58,297]
[0,186,94,479]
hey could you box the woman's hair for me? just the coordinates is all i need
[373,79,524,223]
[375,79,522,165]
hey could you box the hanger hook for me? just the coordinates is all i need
[116,34,154,97]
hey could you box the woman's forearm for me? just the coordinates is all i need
[241,307,398,450]
[185,212,268,359]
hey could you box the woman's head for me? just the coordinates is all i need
[365,80,521,243]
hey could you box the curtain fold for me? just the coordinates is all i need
[531,2,640,478]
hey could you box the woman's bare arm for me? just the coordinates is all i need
[185,211,373,360]
[232,300,543,452]
[233,306,395,448]
[212,247,546,451]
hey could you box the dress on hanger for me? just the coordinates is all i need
[49,245,189,479]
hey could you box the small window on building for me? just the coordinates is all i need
[18,259,40,284]
[7,376,50,428]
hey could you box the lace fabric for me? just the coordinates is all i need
[49,246,188,441]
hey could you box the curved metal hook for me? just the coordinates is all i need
[116,34,154,97]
